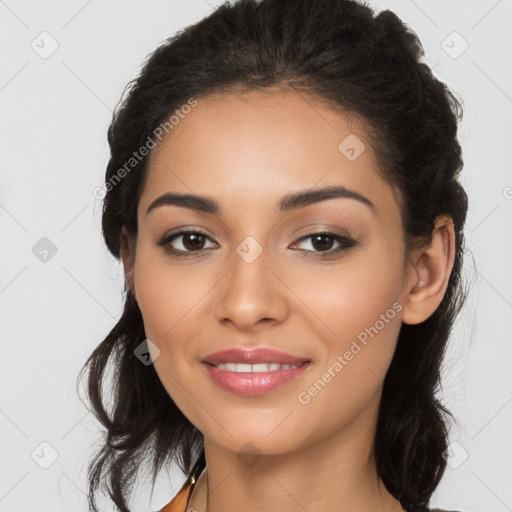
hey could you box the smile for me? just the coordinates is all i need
[203,361,312,396]
[213,362,299,372]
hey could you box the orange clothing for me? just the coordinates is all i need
[160,473,196,512]
[159,460,204,512]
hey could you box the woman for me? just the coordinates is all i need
[80,0,469,511]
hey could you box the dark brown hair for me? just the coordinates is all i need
[78,0,469,510]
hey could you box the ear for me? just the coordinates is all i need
[401,214,456,325]
[120,226,136,299]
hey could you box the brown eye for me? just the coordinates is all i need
[309,234,336,252]
[292,231,356,256]
[158,229,217,254]
[181,232,206,251]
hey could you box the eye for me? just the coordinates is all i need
[291,231,356,256]
[158,229,217,255]
[158,229,356,258]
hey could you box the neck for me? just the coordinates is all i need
[187,391,404,512]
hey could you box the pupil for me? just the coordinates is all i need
[184,233,204,251]
[312,234,334,252]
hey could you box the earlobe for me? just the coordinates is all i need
[401,215,456,325]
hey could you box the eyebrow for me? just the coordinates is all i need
[146,185,375,216]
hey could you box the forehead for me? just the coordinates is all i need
[140,88,399,221]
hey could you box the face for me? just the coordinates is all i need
[125,87,419,456]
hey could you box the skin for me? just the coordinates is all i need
[120,87,455,512]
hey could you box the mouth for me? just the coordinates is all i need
[202,360,312,396]
[204,361,311,372]
[202,347,311,367]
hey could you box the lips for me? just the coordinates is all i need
[202,347,311,366]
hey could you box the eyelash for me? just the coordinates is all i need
[157,229,356,258]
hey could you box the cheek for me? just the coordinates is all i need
[132,244,212,414]
[133,244,210,342]
[285,240,404,346]
[284,242,405,411]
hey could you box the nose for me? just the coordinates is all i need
[214,246,290,332]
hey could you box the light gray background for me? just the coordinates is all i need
[1,0,511,510]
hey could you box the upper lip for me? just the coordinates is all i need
[202,348,311,366]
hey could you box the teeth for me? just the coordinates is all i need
[215,362,299,372]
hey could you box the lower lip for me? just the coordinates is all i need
[202,362,312,396]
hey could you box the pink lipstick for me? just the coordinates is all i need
[202,347,312,396]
